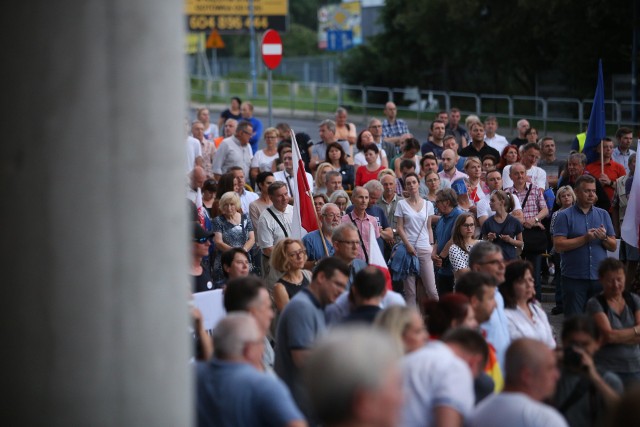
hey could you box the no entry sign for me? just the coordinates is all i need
[261,29,282,70]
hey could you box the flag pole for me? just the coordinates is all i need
[290,130,328,256]
[600,140,604,176]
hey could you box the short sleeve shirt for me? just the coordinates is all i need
[480,215,524,261]
[553,205,615,280]
[395,199,434,249]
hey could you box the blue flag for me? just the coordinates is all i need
[583,60,606,165]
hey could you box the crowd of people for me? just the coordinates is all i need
[187,99,640,426]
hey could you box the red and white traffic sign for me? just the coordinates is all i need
[261,29,283,70]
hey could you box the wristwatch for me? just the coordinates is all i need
[534,217,539,223]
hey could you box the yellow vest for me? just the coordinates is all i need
[576,132,586,152]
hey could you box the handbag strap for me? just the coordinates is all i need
[349,212,369,264]
[520,183,533,209]
[267,208,288,238]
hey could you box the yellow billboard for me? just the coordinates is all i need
[185,0,288,32]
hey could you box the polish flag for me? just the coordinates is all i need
[290,131,319,239]
[369,224,393,290]
[621,140,640,248]
[195,188,207,229]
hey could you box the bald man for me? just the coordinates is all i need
[470,338,567,427]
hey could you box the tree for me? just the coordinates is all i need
[339,0,634,98]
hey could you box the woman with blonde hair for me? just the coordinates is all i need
[463,156,488,205]
[374,306,428,354]
[314,162,335,195]
[271,238,311,312]
[211,191,255,281]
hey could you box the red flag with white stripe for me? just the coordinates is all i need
[290,131,319,239]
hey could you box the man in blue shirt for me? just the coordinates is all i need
[302,203,339,269]
[196,313,306,427]
[240,102,263,154]
[553,175,617,316]
[432,188,463,295]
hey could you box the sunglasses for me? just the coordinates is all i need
[193,237,210,243]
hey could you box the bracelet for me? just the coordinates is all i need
[634,326,639,336]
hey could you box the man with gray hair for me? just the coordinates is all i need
[470,338,567,427]
[302,202,341,269]
[303,326,403,427]
[196,313,307,427]
[310,119,350,172]
[511,118,530,148]
[469,241,511,370]
[211,120,254,181]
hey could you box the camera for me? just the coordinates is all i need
[563,346,584,371]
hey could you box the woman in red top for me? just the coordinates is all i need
[355,144,385,186]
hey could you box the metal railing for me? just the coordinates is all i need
[190,76,640,130]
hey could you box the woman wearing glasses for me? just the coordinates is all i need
[271,238,311,312]
[449,213,479,281]
[480,190,524,261]
[395,172,437,306]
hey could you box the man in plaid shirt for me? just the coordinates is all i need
[505,163,549,299]
[382,102,412,155]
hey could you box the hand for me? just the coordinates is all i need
[587,229,599,241]
[572,346,598,379]
[536,221,546,230]
[406,244,416,256]
[594,225,608,241]
[468,205,477,215]
[523,219,535,229]
[499,234,512,244]
[400,133,413,142]
[431,252,442,267]
[487,232,497,241]
[598,174,611,187]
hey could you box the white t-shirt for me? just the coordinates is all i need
[401,341,475,427]
[395,199,434,250]
[186,136,201,173]
[251,150,279,172]
[470,392,568,427]
[504,303,556,349]
[476,194,522,220]
[273,170,315,196]
[353,149,387,167]
[485,134,509,154]
[502,165,547,190]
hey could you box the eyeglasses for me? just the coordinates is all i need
[287,249,307,258]
[193,237,210,243]
[479,259,505,266]
[462,223,475,228]
[241,130,252,135]
[323,213,342,219]
[336,240,360,246]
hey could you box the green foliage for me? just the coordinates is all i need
[339,0,635,97]
[290,0,320,30]
[282,23,321,56]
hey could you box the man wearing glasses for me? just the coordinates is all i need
[330,223,368,289]
[302,203,341,269]
[211,121,254,182]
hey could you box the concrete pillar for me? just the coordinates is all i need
[1,1,191,425]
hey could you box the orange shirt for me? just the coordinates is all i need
[585,159,626,202]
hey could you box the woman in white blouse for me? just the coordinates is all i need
[500,260,556,348]
[448,212,479,281]
[395,172,437,306]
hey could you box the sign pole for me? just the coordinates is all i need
[268,69,273,126]
[249,0,257,97]
[261,29,283,127]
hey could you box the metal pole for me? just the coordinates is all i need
[268,69,273,126]
[249,0,257,96]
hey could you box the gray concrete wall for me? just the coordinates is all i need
[1,1,192,425]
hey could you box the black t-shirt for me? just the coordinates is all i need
[192,264,215,293]
[480,215,523,261]
[511,137,528,148]
[459,143,500,161]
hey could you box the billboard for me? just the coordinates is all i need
[318,1,362,50]
[185,0,288,33]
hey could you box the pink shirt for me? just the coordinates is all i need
[341,211,381,262]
